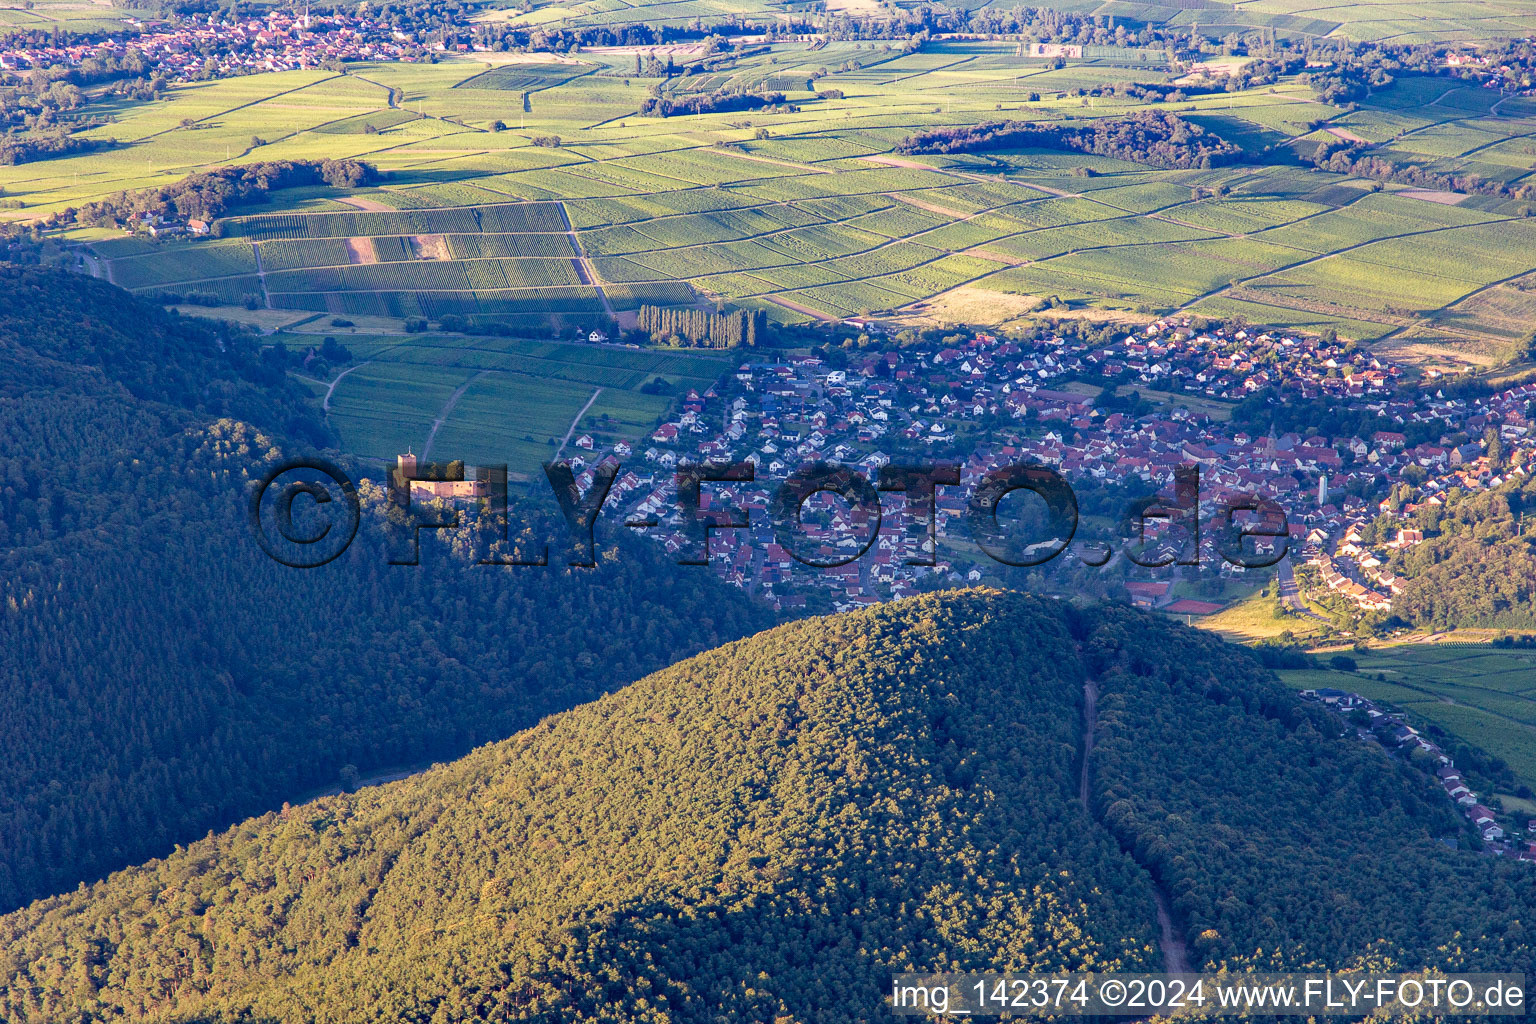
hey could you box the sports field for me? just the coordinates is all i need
[15,41,1533,365]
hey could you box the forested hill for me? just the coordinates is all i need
[0,262,326,445]
[0,263,773,913]
[2,591,1532,1024]
[1386,471,1536,628]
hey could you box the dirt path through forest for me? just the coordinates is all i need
[1081,676,1192,974]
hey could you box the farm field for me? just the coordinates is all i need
[0,0,150,33]
[469,0,1536,42]
[300,332,733,476]
[22,46,1536,368]
[1277,645,1536,788]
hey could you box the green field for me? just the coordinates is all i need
[1278,645,1536,787]
[300,332,732,475]
[0,0,154,33]
[1195,586,1330,641]
[463,0,1536,43]
[15,49,1530,366]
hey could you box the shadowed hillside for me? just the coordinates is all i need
[0,263,773,913]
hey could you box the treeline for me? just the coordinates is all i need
[969,5,1172,46]
[0,54,160,164]
[0,131,115,166]
[1305,62,1395,103]
[638,304,763,347]
[0,70,87,135]
[453,16,815,56]
[1308,138,1536,200]
[74,158,374,227]
[639,89,786,118]
[1388,475,1536,629]
[898,110,1242,170]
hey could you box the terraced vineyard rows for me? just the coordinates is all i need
[57,47,1536,360]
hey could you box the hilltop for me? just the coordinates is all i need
[2,591,1531,1023]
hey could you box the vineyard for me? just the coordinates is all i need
[453,64,596,92]
[31,39,1531,365]
[314,333,734,474]
[226,203,569,240]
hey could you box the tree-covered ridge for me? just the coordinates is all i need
[0,263,772,913]
[897,111,1243,170]
[0,592,1163,1024]
[0,263,324,443]
[1363,473,1536,629]
[3,591,1535,1023]
[1083,606,1534,973]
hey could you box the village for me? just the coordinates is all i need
[0,8,420,77]
[525,317,1536,618]
[1303,685,1536,860]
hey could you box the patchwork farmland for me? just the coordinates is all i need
[34,43,1536,368]
[18,33,1536,482]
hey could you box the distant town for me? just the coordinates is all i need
[0,9,420,77]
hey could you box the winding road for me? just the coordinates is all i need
[322,359,372,414]
[1277,556,1332,625]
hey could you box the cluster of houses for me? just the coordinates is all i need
[1307,549,1395,612]
[0,9,419,78]
[132,212,212,239]
[1290,375,1536,619]
[395,311,1536,614]
[1109,319,1402,402]
[1303,687,1534,859]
